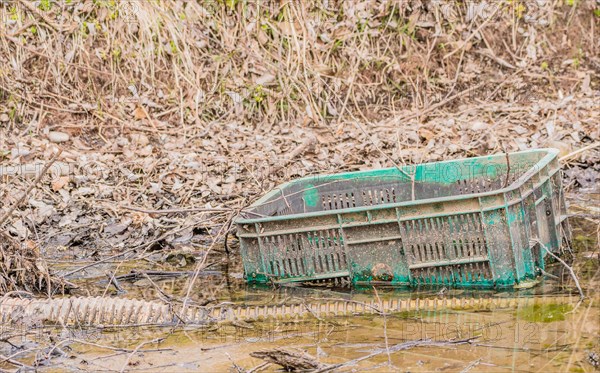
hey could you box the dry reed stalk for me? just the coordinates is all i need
[0,1,593,131]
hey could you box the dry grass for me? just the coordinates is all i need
[0,0,597,130]
[0,0,598,267]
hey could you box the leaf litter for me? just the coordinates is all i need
[0,1,598,370]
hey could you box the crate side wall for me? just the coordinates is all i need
[345,205,496,287]
[242,226,350,283]
[346,239,410,284]
[506,200,535,281]
[481,207,517,286]
[239,237,267,283]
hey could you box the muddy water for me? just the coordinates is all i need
[2,217,598,372]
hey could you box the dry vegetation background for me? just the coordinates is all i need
[0,0,598,268]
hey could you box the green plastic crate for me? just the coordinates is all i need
[235,149,570,287]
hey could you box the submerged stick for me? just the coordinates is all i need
[106,272,126,294]
[315,337,479,373]
[534,239,585,300]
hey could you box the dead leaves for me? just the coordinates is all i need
[132,106,147,120]
[0,232,73,295]
[0,0,598,260]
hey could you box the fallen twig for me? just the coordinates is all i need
[443,3,502,59]
[534,239,585,299]
[250,348,327,371]
[120,204,267,218]
[271,135,317,174]
[537,266,560,280]
[384,82,487,126]
[0,353,35,370]
[559,142,600,162]
[0,148,63,228]
[246,361,270,373]
[179,212,234,318]
[226,352,245,373]
[373,287,391,367]
[353,121,416,200]
[120,338,164,373]
[70,339,171,354]
[503,146,511,188]
[475,49,516,69]
[106,272,126,294]
[120,205,234,214]
[315,337,479,372]
[460,358,483,373]
[114,270,217,282]
[142,272,175,303]
[17,0,64,31]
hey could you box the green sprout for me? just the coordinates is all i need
[226,0,239,11]
[252,85,266,104]
[112,47,122,61]
[331,39,343,53]
[39,0,52,11]
[9,5,20,21]
[515,3,526,18]
[169,40,178,54]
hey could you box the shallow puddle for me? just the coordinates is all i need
[1,217,598,372]
[30,294,599,372]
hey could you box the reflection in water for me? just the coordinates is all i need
[1,217,598,372]
[40,294,597,372]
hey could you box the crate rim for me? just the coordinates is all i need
[236,148,559,224]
